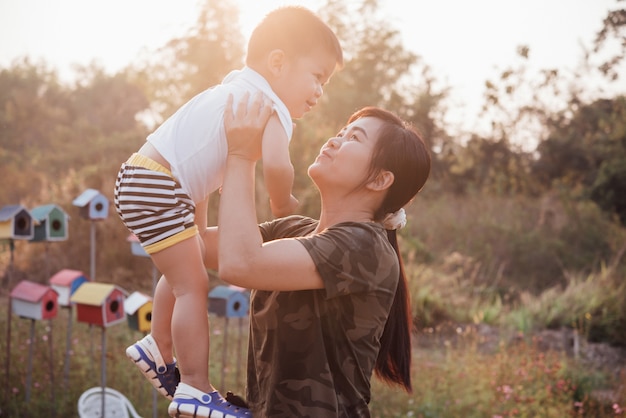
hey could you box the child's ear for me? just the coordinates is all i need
[367,170,394,191]
[267,49,286,77]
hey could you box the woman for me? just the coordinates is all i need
[213,92,431,417]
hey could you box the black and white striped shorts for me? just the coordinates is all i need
[114,153,198,254]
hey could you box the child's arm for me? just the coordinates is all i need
[262,114,298,217]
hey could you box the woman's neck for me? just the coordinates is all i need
[315,202,375,233]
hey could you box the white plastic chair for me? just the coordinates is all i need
[77,386,142,418]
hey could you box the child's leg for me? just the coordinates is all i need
[150,275,175,363]
[151,235,214,394]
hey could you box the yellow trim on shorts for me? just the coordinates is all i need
[144,225,199,254]
[126,153,172,177]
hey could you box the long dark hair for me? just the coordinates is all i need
[348,107,431,392]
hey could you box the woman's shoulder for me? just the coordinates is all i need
[260,215,318,240]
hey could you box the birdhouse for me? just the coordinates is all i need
[127,234,148,257]
[70,282,126,327]
[49,269,90,307]
[208,285,250,318]
[124,291,153,333]
[30,204,70,242]
[0,205,34,240]
[10,280,58,320]
[72,189,109,220]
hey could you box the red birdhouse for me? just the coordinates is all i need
[10,280,58,320]
[70,282,126,327]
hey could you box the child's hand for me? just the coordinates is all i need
[270,194,299,218]
[224,92,272,162]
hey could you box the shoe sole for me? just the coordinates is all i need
[168,399,248,418]
[126,344,174,400]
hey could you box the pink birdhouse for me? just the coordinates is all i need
[49,268,90,307]
[70,282,126,327]
[10,280,58,320]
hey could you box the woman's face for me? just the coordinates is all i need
[308,116,384,193]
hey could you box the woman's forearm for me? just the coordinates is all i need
[217,154,263,283]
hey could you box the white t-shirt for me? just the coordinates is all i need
[147,67,293,203]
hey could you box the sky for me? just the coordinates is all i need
[0,0,623,136]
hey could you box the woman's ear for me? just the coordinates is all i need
[266,49,286,77]
[367,170,394,192]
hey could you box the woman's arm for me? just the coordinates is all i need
[218,93,323,291]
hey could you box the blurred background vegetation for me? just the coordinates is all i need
[1,0,626,416]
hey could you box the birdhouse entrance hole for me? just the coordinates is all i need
[110,300,120,313]
[45,300,55,312]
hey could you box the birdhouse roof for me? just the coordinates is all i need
[10,280,56,303]
[124,291,152,315]
[72,189,105,207]
[70,282,122,306]
[126,234,140,243]
[0,205,30,222]
[208,285,249,299]
[31,204,68,221]
[49,269,88,286]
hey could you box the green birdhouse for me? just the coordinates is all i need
[30,204,69,242]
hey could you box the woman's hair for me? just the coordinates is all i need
[246,6,343,69]
[347,107,431,393]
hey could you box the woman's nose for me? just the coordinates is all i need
[327,137,341,148]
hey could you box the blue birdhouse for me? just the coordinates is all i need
[208,286,250,318]
[127,234,148,257]
[72,189,109,220]
[30,204,70,242]
[0,205,34,240]
[49,269,90,307]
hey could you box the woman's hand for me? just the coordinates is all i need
[224,91,272,162]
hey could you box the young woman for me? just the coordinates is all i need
[211,92,431,417]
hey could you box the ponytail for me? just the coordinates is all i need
[374,229,413,392]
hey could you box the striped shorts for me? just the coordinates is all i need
[113,153,198,254]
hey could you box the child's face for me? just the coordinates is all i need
[272,48,337,119]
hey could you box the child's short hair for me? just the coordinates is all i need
[246,6,343,69]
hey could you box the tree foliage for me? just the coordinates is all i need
[1,1,626,318]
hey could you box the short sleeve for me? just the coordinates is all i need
[296,222,398,299]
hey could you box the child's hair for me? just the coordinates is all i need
[246,6,343,69]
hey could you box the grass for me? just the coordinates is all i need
[370,329,626,418]
[0,298,624,417]
[0,307,248,417]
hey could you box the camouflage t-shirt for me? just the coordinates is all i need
[247,215,399,418]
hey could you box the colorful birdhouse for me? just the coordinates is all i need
[0,204,34,240]
[10,280,59,320]
[49,269,90,307]
[30,204,70,242]
[70,282,126,327]
[127,234,148,257]
[124,291,153,333]
[72,189,109,220]
[208,285,250,318]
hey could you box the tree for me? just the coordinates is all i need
[594,6,626,82]
[534,97,626,223]
[129,0,244,120]
[287,0,450,214]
